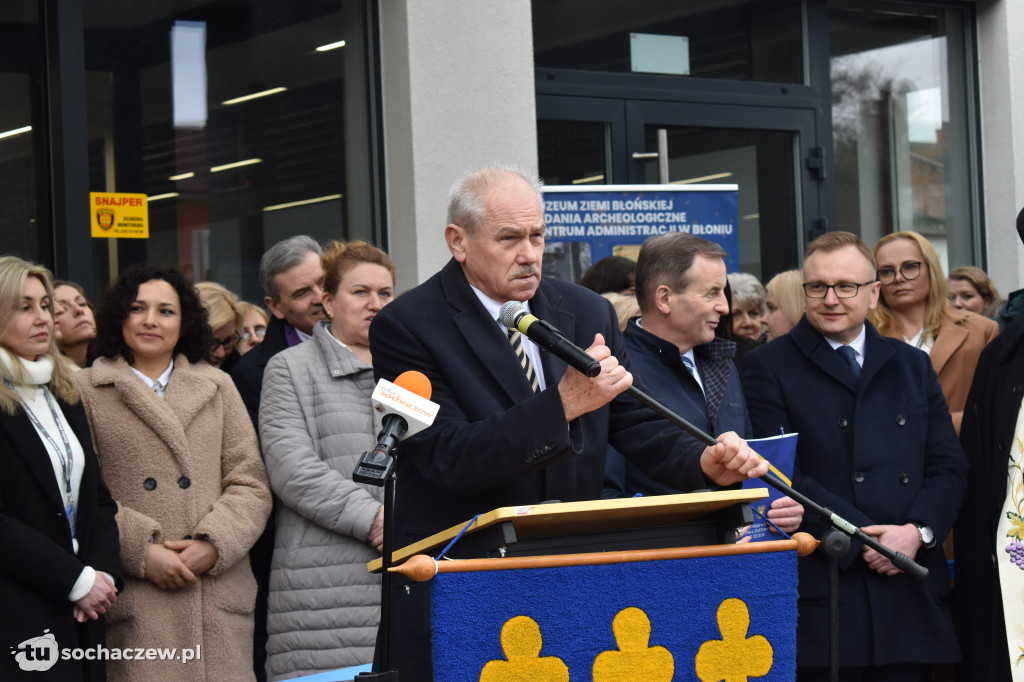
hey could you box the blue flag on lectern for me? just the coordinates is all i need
[430,549,797,681]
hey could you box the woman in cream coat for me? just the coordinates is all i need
[73,265,271,682]
[259,241,393,680]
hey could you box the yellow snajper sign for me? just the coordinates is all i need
[90,192,149,239]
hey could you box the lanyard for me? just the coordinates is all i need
[22,386,77,537]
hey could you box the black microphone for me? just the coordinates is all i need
[500,301,601,378]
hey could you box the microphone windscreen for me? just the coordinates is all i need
[500,301,526,329]
[394,370,432,401]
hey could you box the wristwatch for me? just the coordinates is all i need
[912,523,935,548]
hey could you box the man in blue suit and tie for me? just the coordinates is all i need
[740,231,967,681]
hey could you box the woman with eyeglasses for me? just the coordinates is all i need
[869,231,998,434]
[72,265,271,682]
[236,301,269,355]
[195,281,243,373]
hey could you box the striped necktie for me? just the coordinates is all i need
[508,327,540,393]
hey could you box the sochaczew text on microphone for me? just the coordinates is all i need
[499,300,929,580]
[352,370,439,485]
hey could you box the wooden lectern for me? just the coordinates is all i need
[370,490,808,680]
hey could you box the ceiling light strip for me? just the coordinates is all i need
[262,194,342,212]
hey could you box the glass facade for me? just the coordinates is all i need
[533,0,805,83]
[0,2,48,262]
[0,1,377,303]
[537,119,610,187]
[641,125,799,275]
[535,0,980,280]
[829,1,976,269]
[82,0,375,301]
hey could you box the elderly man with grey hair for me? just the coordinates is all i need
[232,234,325,427]
[369,164,769,677]
[229,234,323,682]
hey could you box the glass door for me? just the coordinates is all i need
[538,96,822,281]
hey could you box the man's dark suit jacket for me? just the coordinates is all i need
[740,317,967,669]
[954,317,1024,682]
[604,321,751,497]
[0,397,123,682]
[230,314,290,430]
[229,314,289,682]
[371,259,715,546]
[369,259,719,678]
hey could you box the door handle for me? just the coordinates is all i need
[632,129,670,183]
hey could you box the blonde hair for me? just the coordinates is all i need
[236,300,269,326]
[948,265,1001,305]
[195,281,243,333]
[601,292,640,331]
[869,231,952,340]
[765,269,804,326]
[0,256,79,414]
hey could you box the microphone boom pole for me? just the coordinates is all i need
[626,383,928,580]
[498,300,926,578]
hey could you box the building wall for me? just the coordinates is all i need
[380,0,538,293]
[378,1,1023,297]
[978,0,1024,296]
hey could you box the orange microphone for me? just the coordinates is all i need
[353,371,440,485]
[394,370,432,401]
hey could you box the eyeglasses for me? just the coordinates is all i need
[239,327,267,342]
[802,281,875,299]
[876,261,923,285]
[210,334,239,351]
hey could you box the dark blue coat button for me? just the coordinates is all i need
[144,477,157,491]
[837,417,848,428]
[899,473,910,484]
[854,471,865,483]
[896,415,906,426]
[178,476,191,489]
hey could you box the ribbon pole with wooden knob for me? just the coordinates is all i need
[389,532,819,582]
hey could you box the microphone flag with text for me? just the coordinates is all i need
[353,370,440,486]
[500,301,601,378]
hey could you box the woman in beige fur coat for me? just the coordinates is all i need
[72,265,271,682]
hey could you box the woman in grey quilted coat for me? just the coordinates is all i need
[258,241,394,680]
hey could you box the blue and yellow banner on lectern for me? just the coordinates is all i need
[430,550,797,681]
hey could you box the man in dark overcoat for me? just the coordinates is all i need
[740,231,967,681]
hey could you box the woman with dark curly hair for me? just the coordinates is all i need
[71,265,271,682]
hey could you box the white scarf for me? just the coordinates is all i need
[0,347,54,387]
[1,347,86,554]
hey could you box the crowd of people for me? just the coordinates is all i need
[0,163,1021,681]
